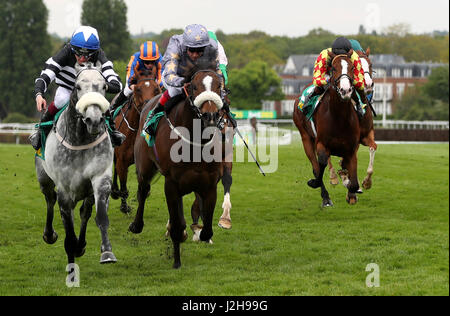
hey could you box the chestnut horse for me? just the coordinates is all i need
[328,48,377,191]
[111,67,161,213]
[131,62,228,268]
[293,50,361,206]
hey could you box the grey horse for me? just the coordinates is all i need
[35,62,117,267]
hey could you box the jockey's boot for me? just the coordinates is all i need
[29,107,56,151]
[303,86,325,108]
[144,90,170,136]
[105,110,126,147]
[110,90,128,114]
[144,102,165,136]
[353,90,367,119]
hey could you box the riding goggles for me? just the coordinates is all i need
[187,46,206,53]
[71,45,98,59]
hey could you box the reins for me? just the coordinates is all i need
[163,70,223,148]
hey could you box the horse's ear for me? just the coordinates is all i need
[347,48,354,59]
[365,47,371,57]
[94,61,102,73]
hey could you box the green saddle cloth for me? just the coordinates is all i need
[298,85,366,120]
[141,109,165,147]
[298,85,322,121]
[35,103,69,160]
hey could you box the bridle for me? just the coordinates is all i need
[183,70,226,130]
[163,70,225,147]
[118,77,159,132]
[329,54,354,96]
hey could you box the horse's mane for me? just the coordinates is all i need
[182,55,218,84]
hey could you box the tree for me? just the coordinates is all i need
[0,0,51,117]
[423,66,449,103]
[228,61,284,109]
[81,0,132,61]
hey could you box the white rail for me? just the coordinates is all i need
[237,119,449,130]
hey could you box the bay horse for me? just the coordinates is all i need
[111,67,161,213]
[131,61,227,268]
[328,48,377,191]
[293,50,361,206]
[35,62,117,268]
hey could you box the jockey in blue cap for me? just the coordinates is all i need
[30,25,125,150]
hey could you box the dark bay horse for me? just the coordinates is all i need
[293,50,361,206]
[328,48,378,191]
[35,62,117,268]
[111,67,161,213]
[131,62,228,268]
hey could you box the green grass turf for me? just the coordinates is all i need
[0,142,448,295]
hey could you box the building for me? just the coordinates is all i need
[264,54,445,117]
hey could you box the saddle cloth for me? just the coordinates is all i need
[141,109,165,147]
[35,103,68,160]
[298,85,367,120]
[298,85,323,121]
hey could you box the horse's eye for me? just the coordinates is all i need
[192,84,197,90]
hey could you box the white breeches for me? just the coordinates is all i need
[54,86,72,109]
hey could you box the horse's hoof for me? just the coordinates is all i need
[322,199,333,207]
[120,203,131,214]
[307,179,321,189]
[362,179,372,190]
[110,189,120,200]
[346,194,358,205]
[218,217,232,229]
[128,221,144,234]
[330,178,340,186]
[173,262,181,269]
[43,231,58,245]
[357,188,364,194]
[100,251,117,264]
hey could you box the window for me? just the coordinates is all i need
[396,83,405,97]
[262,101,275,112]
[281,100,295,115]
[302,66,310,76]
[373,85,383,100]
[404,68,412,78]
[282,85,294,95]
[374,68,386,78]
[392,68,401,78]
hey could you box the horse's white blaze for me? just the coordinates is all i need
[340,60,351,92]
[203,75,213,92]
[193,75,223,109]
[360,58,373,88]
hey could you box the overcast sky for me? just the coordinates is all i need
[43,0,449,38]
